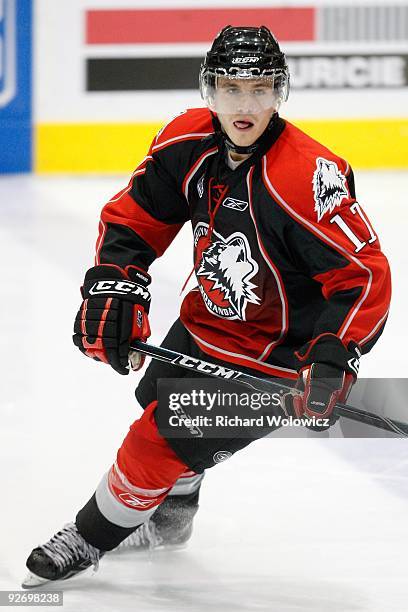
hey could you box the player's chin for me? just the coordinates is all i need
[228,123,259,145]
[231,130,259,147]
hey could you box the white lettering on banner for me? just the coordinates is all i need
[289,56,406,88]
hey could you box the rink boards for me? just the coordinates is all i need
[1,1,408,172]
[35,117,408,173]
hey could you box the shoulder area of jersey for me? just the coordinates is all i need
[153,108,214,150]
[263,120,354,225]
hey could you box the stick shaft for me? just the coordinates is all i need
[130,340,408,437]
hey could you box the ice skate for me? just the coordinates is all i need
[22,522,104,588]
[114,493,198,552]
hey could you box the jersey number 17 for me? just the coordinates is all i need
[330,202,377,253]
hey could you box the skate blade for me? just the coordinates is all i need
[112,541,188,555]
[22,565,95,589]
[21,571,51,589]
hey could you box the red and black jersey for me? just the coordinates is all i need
[95,108,391,379]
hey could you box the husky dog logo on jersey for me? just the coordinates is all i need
[312,157,348,222]
[194,223,260,320]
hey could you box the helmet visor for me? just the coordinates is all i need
[201,70,288,115]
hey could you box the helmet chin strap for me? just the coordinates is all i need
[212,112,279,156]
[223,135,259,156]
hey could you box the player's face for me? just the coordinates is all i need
[215,78,277,149]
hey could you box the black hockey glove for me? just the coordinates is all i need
[73,264,151,375]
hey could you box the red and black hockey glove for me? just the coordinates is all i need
[282,363,355,430]
[282,334,359,430]
[73,264,151,375]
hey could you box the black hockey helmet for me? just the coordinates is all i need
[200,25,290,111]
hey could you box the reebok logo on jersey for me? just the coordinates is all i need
[89,280,151,301]
[194,223,260,321]
[312,157,348,222]
[222,197,248,212]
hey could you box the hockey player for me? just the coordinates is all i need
[23,26,391,587]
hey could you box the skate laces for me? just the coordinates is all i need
[118,521,163,550]
[40,523,101,571]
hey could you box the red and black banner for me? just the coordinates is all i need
[86,8,315,44]
[85,7,408,91]
[85,7,314,91]
[87,57,203,91]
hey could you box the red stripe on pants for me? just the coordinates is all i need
[115,400,189,506]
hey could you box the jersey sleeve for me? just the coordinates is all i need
[272,154,391,374]
[95,142,189,273]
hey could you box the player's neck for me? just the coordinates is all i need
[228,151,251,163]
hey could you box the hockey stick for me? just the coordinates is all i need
[130,341,408,437]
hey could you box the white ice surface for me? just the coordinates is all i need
[0,172,408,611]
